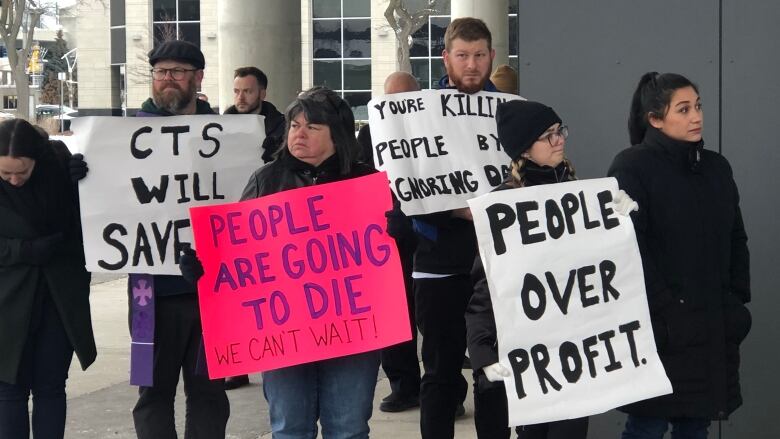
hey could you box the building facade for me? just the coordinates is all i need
[75,0,516,119]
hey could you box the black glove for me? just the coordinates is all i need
[19,233,64,265]
[179,244,204,285]
[69,153,88,182]
[385,208,411,239]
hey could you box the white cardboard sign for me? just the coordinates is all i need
[368,89,523,215]
[467,177,672,426]
[72,115,264,274]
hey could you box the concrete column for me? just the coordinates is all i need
[124,0,153,110]
[217,0,302,113]
[371,0,399,96]
[75,0,113,113]
[451,0,508,67]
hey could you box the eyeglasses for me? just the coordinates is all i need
[150,68,197,80]
[538,125,569,146]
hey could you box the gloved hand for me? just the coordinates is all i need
[179,244,204,285]
[385,208,411,239]
[483,362,511,382]
[69,153,88,182]
[19,233,64,265]
[612,189,639,216]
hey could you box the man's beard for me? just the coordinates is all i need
[447,64,491,94]
[451,73,489,94]
[237,100,261,114]
[153,79,197,114]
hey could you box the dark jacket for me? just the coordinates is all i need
[241,150,374,201]
[136,97,214,297]
[224,101,285,164]
[465,161,574,373]
[0,152,96,384]
[410,76,498,274]
[608,127,751,419]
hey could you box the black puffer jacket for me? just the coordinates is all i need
[241,150,374,201]
[608,127,751,419]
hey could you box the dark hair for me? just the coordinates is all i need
[628,72,699,145]
[444,17,492,51]
[234,66,268,90]
[279,86,359,174]
[0,119,50,160]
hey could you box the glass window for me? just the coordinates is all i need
[509,1,518,14]
[153,0,175,21]
[343,19,370,58]
[178,23,200,47]
[154,23,177,45]
[344,92,371,121]
[344,60,370,90]
[313,0,340,18]
[410,24,429,57]
[313,20,342,58]
[431,58,447,85]
[430,17,450,54]
[313,60,342,90]
[110,0,125,26]
[110,27,126,64]
[178,0,200,21]
[343,0,370,17]
[508,15,518,56]
[410,59,430,90]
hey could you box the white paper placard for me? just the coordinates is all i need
[468,177,672,426]
[72,115,264,274]
[368,89,523,215]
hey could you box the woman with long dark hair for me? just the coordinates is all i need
[608,72,751,439]
[0,119,96,438]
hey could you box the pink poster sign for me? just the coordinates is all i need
[189,172,410,378]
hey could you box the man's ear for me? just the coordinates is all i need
[195,69,205,86]
[259,88,267,102]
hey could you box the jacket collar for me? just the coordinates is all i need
[643,127,704,171]
[280,151,341,175]
[523,160,572,187]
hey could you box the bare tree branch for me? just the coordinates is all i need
[384,0,449,73]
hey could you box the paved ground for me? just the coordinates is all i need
[64,275,629,438]
[64,275,479,438]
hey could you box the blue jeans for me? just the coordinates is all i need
[262,351,380,439]
[0,294,74,439]
[622,415,711,439]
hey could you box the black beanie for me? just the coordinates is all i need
[496,100,562,161]
[148,40,205,70]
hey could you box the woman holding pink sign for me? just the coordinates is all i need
[181,86,381,439]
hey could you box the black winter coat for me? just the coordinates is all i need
[607,127,751,419]
[0,153,96,384]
